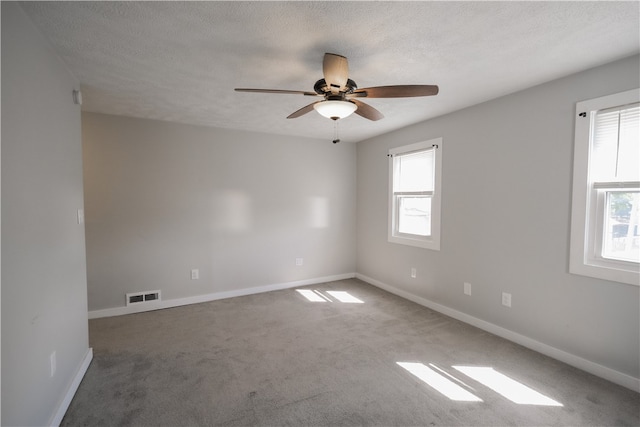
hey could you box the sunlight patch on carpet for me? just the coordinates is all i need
[326,291,364,304]
[296,289,364,303]
[296,289,328,302]
[453,366,563,406]
[397,362,483,402]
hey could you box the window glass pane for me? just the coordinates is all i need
[398,196,431,236]
[396,149,434,192]
[602,191,640,263]
[592,104,639,182]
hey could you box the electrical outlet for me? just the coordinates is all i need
[464,282,472,296]
[411,268,417,278]
[502,292,512,307]
[50,351,56,377]
[296,258,303,266]
[191,269,199,280]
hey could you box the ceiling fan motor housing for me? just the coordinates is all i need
[314,78,358,96]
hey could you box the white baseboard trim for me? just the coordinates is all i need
[89,273,356,319]
[49,347,93,427]
[355,273,640,393]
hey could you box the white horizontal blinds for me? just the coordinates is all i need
[394,148,435,194]
[592,103,639,183]
[593,181,640,189]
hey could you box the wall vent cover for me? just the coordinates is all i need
[126,290,161,306]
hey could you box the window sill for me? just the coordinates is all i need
[569,260,639,286]
[388,234,440,251]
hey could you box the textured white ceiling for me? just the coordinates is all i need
[20,1,640,143]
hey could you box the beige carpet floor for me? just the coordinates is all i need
[62,279,639,426]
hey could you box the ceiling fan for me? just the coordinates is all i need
[235,53,439,122]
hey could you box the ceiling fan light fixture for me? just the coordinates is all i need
[313,100,357,120]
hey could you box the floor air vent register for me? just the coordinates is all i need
[126,290,161,306]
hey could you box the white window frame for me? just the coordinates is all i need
[569,88,640,286]
[388,137,442,250]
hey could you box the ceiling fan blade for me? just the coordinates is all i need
[235,88,318,96]
[287,101,321,119]
[352,99,384,121]
[351,85,439,98]
[323,53,349,93]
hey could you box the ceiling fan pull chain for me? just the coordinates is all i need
[333,120,340,144]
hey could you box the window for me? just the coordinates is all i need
[388,138,442,250]
[570,89,640,285]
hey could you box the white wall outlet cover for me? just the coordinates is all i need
[191,269,199,280]
[411,268,417,278]
[502,292,512,307]
[73,89,82,105]
[464,282,472,295]
[77,208,84,224]
[296,258,303,266]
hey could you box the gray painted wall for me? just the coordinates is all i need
[1,3,90,425]
[82,113,356,311]
[356,55,640,379]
